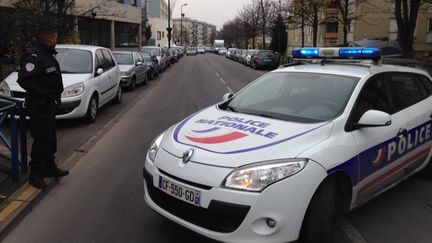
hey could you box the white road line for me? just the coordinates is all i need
[337,218,368,243]
[215,72,220,77]
[226,86,234,93]
[219,78,226,85]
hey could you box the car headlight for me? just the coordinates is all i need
[147,132,165,163]
[224,159,308,192]
[0,81,11,97]
[62,82,84,98]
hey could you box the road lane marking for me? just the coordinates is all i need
[219,78,226,85]
[216,76,234,93]
[215,72,220,77]
[337,217,368,243]
[226,86,234,93]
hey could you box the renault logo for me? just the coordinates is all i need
[182,149,194,164]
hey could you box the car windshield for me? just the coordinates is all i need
[142,48,160,56]
[141,52,151,62]
[224,72,358,123]
[56,49,92,74]
[112,53,133,65]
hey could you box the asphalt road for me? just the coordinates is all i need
[2,54,432,243]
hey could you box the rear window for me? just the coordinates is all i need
[142,48,160,56]
[56,49,92,74]
[113,53,133,65]
[258,52,275,58]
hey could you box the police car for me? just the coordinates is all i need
[143,47,432,243]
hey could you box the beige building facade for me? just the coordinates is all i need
[147,0,170,47]
[172,17,216,46]
[287,0,432,57]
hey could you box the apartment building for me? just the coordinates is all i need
[172,17,216,47]
[147,0,170,47]
[0,0,143,50]
[287,0,432,57]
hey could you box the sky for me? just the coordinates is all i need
[171,0,252,30]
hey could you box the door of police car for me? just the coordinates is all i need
[348,73,409,204]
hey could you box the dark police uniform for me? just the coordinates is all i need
[17,42,65,187]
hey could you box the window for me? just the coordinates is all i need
[115,22,139,47]
[113,53,133,65]
[326,22,338,33]
[56,49,92,74]
[157,31,161,40]
[78,18,111,48]
[95,50,106,70]
[101,49,115,69]
[117,0,124,3]
[162,32,165,38]
[418,74,432,95]
[428,19,432,32]
[390,72,428,111]
[131,0,137,6]
[351,74,393,123]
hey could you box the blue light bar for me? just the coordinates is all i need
[339,48,381,60]
[292,47,382,60]
[292,48,319,58]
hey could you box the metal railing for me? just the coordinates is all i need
[0,95,27,181]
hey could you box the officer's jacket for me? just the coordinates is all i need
[17,42,64,101]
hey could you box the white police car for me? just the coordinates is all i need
[143,48,432,243]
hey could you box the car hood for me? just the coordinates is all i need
[160,105,333,168]
[118,65,134,73]
[5,71,92,92]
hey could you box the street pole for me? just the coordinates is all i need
[167,0,172,48]
[180,3,188,47]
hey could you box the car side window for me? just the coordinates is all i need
[417,74,432,95]
[351,73,393,123]
[95,50,106,71]
[101,49,115,70]
[389,72,428,111]
[135,53,143,63]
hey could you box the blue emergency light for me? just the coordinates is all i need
[292,47,382,60]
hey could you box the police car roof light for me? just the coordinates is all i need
[292,48,319,58]
[292,47,382,61]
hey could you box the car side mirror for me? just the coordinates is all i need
[136,61,143,66]
[222,92,234,101]
[96,68,104,76]
[355,110,391,129]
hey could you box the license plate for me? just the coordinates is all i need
[158,176,201,207]
[264,59,272,62]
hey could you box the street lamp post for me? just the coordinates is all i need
[167,0,172,48]
[181,3,188,47]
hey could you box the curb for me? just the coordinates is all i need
[0,75,162,237]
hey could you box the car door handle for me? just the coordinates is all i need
[397,128,408,138]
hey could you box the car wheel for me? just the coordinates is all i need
[129,77,136,91]
[113,84,122,105]
[299,177,336,243]
[83,94,98,123]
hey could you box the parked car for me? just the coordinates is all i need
[112,51,148,91]
[218,47,227,55]
[186,47,197,56]
[383,57,432,76]
[141,46,168,73]
[197,47,206,54]
[245,49,259,66]
[233,49,243,62]
[140,51,160,80]
[226,48,236,58]
[205,47,212,53]
[251,50,277,70]
[1,45,122,123]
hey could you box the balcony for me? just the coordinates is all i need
[324,32,338,39]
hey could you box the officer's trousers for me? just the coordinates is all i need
[26,97,57,176]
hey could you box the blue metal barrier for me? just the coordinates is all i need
[0,95,27,181]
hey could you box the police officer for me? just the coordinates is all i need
[17,27,69,189]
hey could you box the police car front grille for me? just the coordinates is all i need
[143,168,250,233]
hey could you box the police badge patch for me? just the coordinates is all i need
[25,63,35,72]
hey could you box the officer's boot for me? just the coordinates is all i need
[45,161,69,178]
[29,166,47,190]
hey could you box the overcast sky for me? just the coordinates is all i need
[171,0,251,30]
